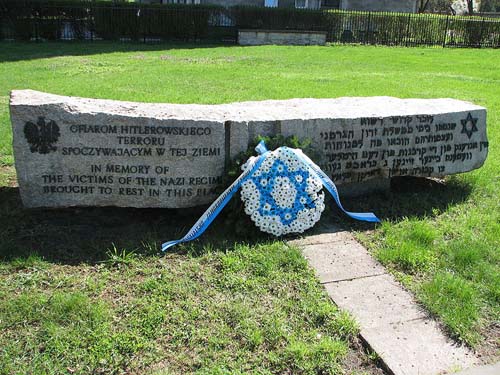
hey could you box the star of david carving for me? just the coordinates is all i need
[250,159,318,226]
[460,112,478,139]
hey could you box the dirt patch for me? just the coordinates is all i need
[477,322,500,363]
[343,336,386,375]
[0,165,16,187]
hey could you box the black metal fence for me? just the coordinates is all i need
[322,11,500,47]
[0,2,236,42]
[1,1,499,48]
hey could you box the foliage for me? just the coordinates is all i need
[420,272,481,344]
[91,2,216,41]
[0,241,360,374]
[1,1,227,41]
[480,0,500,11]
[104,244,138,266]
[231,5,328,31]
[418,0,454,13]
[375,220,438,274]
[1,0,499,47]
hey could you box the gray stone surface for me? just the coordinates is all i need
[362,319,477,375]
[10,90,488,208]
[299,240,386,283]
[453,362,500,375]
[238,30,327,46]
[291,228,478,375]
[288,224,344,246]
[10,90,234,208]
[324,274,427,327]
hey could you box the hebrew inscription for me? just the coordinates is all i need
[10,91,488,208]
[281,111,487,184]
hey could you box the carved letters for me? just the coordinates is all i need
[10,91,488,208]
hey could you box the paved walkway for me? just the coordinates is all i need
[289,225,478,375]
[453,362,500,375]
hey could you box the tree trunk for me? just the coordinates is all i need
[467,0,474,14]
[418,0,431,13]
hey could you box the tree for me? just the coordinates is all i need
[417,0,454,13]
[417,0,431,12]
[480,0,500,11]
[466,0,474,14]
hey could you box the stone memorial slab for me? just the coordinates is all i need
[227,97,489,186]
[10,90,236,208]
[10,90,488,208]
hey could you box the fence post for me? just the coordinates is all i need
[141,7,146,43]
[5,2,500,47]
[442,15,449,48]
[366,11,371,44]
[34,8,40,41]
[479,17,485,48]
[405,13,411,47]
[89,4,93,42]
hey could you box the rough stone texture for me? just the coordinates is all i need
[10,90,488,208]
[290,227,478,375]
[10,90,233,208]
[238,30,327,46]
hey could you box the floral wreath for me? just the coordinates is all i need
[162,141,379,251]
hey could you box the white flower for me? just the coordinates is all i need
[240,146,325,236]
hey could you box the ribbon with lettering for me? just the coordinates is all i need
[162,141,379,251]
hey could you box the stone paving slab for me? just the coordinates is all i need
[324,274,427,328]
[288,229,344,247]
[291,227,478,375]
[300,241,386,284]
[453,362,500,375]
[362,319,477,375]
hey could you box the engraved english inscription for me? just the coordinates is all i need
[32,122,224,208]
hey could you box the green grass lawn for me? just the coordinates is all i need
[0,42,499,372]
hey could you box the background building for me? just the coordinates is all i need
[136,0,417,12]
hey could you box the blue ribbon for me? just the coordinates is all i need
[291,149,380,223]
[162,141,379,251]
[161,141,268,251]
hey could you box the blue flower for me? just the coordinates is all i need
[250,159,317,226]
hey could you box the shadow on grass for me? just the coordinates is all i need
[331,176,473,232]
[0,41,237,63]
[0,176,473,265]
[0,185,271,265]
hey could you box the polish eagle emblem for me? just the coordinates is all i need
[23,117,60,154]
